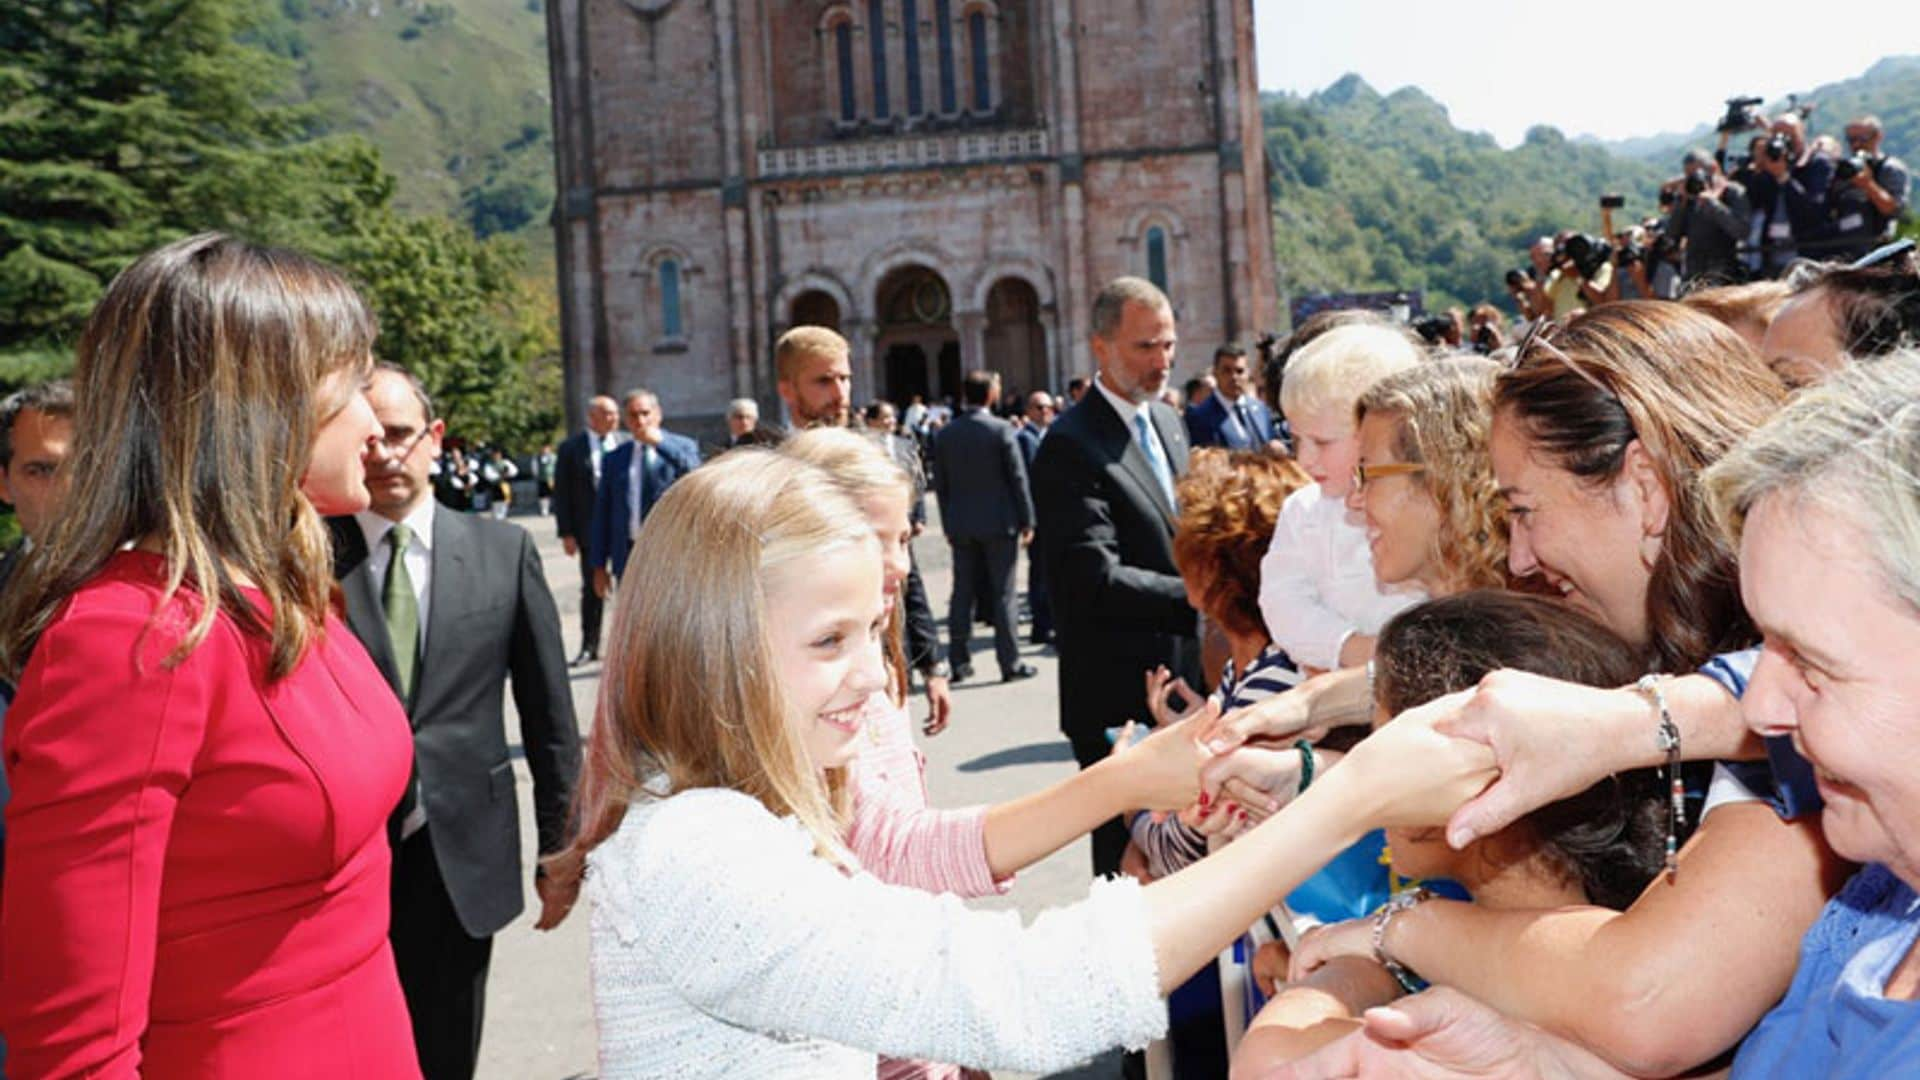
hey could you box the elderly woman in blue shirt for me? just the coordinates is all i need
[1268,353,1920,1080]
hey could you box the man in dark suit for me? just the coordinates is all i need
[550,393,622,664]
[1031,276,1201,878]
[1014,390,1056,645]
[330,365,580,1080]
[1184,342,1276,450]
[932,370,1037,685]
[588,387,702,599]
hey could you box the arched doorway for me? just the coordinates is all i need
[873,265,958,406]
[981,277,1047,403]
[789,289,842,332]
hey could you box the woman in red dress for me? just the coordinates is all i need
[0,235,420,1078]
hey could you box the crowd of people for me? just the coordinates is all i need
[1486,107,1909,331]
[0,209,1917,1080]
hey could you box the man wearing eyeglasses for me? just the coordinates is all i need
[328,364,580,1080]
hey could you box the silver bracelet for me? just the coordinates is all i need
[1371,887,1432,993]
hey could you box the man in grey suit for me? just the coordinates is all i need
[329,365,580,1080]
[932,369,1036,684]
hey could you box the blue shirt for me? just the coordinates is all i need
[1698,647,1824,819]
[1733,864,1920,1078]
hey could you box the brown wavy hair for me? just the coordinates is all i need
[1172,449,1311,637]
[1494,302,1786,671]
[0,233,375,681]
[1356,356,1508,595]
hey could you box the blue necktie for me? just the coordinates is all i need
[1134,412,1176,510]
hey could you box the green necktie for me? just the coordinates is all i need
[383,523,420,698]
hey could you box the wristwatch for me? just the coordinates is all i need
[923,660,952,680]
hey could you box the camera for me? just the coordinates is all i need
[1599,194,1626,210]
[1763,132,1793,163]
[1684,168,1711,196]
[1659,188,1679,208]
[1505,268,1531,291]
[1412,314,1454,345]
[1558,233,1614,279]
[1471,323,1500,355]
[1717,96,1765,134]
[1834,153,1876,183]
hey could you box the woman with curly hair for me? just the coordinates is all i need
[1345,357,1509,597]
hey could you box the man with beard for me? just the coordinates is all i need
[775,326,853,429]
[1030,277,1200,878]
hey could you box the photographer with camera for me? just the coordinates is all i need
[1505,238,1555,320]
[1665,148,1751,286]
[1826,116,1910,263]
[1544,229,1613,315]
[1745,112,1836,276]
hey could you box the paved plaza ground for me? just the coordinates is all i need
[480,503,1124,1079]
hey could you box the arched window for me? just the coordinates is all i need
[935,0,957,114]
[967,10,990,112]
[1145,227,1168,292]
[833,20,857,123]
[902,0,923,116]
[867,0,890,120]
[659,259,684,340]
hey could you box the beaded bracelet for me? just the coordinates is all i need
[1635,674,1685,881]
[1294,738,1316,794]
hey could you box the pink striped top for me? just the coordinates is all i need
[845,693,1005,1080]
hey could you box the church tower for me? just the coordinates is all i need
[544,0,1275,431]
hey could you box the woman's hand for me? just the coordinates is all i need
[1431,672,1645,849]
[1145,665,1206,728]
[1200,744,1305,818]
[1328,697,1497,829]
[1200,677,1322,754]
[1289,918,1376,982]
[1107,708,1214,812]
[1273,987,1587,1080]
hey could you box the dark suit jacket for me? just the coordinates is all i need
[329,509,580,938]
[1185,393,1276,450]
[552,429,612,545]
[588,431,701,578]
[1031,389,1200,739]
[932,406,1034,540]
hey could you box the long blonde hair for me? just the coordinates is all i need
[778,427,914,703]
[553,451,877,882]
[0,233,375,681]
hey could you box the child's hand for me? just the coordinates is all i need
[1252,939,1293,996]
[1145,665,1206,728]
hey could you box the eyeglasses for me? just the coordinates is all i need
[1353,461,1426,491]
[377,426,433,457]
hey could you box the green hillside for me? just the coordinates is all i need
[1262,76,1665,314]
[256,0,556,264]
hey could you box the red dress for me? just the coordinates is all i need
[0,551,420,1078]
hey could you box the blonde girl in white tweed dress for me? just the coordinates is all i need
[544,450,1493,1079]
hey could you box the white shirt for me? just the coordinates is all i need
[589,431,617,484]
[1093,375,1173,467]
[354,496,437,651]
[1256,483,1422,670]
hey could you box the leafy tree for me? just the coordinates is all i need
[0,0,324,351]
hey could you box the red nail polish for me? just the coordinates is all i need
[1197,791,1211,809]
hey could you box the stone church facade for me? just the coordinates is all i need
[543,0,1275,431]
